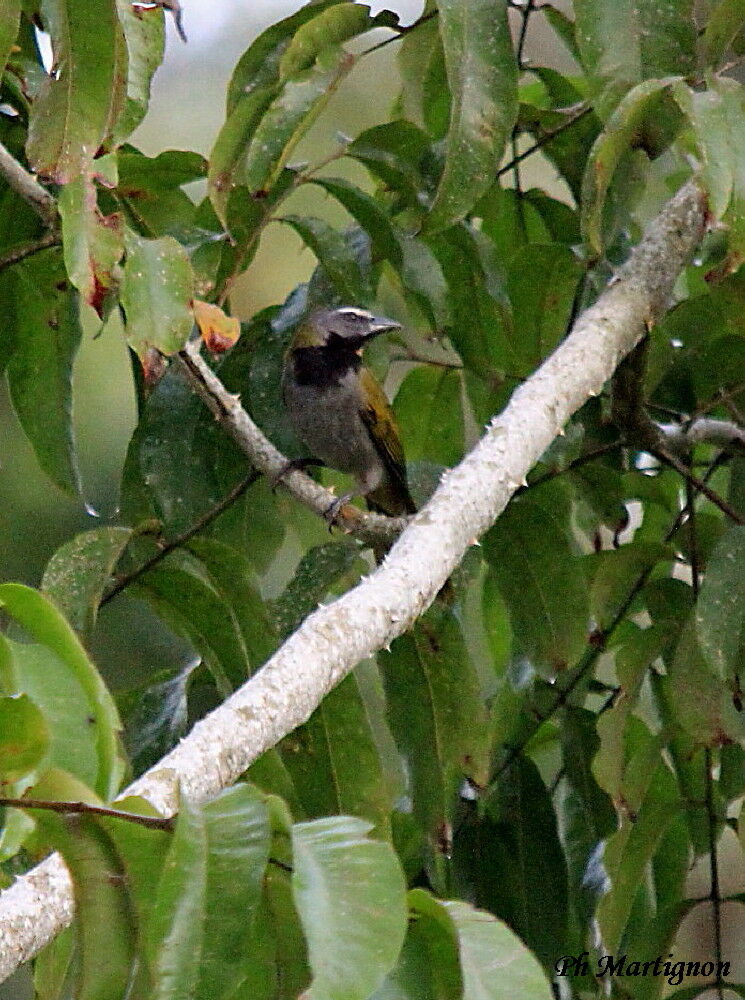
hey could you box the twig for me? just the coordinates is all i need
[0,798,174,832]
[174,343,406,547]
[497,105,592,179]
[703,747,726,1000]
[0,141,57,227]
[525,440,622,490]
[0,231,61,272]
[651,445,744,524]
[360,9,439,57]
[101,469,260,606]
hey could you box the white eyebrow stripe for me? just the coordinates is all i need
[336,307,374,320]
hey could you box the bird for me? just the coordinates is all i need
[281,306,417,519]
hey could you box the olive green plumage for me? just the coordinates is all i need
[281,306,416,517]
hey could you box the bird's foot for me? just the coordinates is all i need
[270,457,323,492]
[324,493,354,530]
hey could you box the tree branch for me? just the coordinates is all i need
[174,346,407,547]
[0,142,58,227]
[0,231,61,273]
[0,179,708,981]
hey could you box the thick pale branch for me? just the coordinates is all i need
[0,179,707,981]
[0,142,58,227]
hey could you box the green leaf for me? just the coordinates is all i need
[0,693,48,782]
[113,0,165,141]
[573,0,695,118]
[505,243,583,373]
[121,229,194,358]
[379,604,490,839]
[542,6,582,65]
[243,47,354,195]
[226,0,346,113]
[195,785,271,1000]
[587,542,670,631]
[581,77,683,255]
[0,0,20,81]
[271,540,361,640]
[26,0,126,181]
[308,176,401,267]
[696,525,745,682]
[291,815,407,1000]
[279,3,379,77]
[393,231,451,329]
[455,755,569,971]
[346,120,438,211]
[443,899,554,1000]
[701,0,745,67]
[30,770,136,1000]
[116,148,206,239]
[42,527,133,641]
[280,675,391,839]
[423,0,518,234]
[280,214,371,302]
[58,170,123,314]
[4,251,83,497]
[483,484,589,675]
[0,584,123,799]
[393,366,464,467]
[146,796,208,1000]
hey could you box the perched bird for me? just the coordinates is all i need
[281,306,417,518]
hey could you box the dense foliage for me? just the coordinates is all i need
[1,0,745,997]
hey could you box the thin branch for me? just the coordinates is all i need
[360,9,439,57]
[0,798,174,832]
[0,231,61,272]
[174,344,406,547]
[525,440,622,490]
[658,417,745,454]
[497,105,592,179]
[101,469,260,606]
[0,179,709,980]
[0,141,58,227]
[651,445,744,524]
[703,747,726,1000]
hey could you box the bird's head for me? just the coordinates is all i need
[290,307,401,351]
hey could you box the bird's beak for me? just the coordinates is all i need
[367,316,402,338]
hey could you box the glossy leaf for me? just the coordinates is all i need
[573,0,695,118]
[280,214,371,302]
[30,770,136,1000]
[0,584,123,799]
[113,0,165,141]
[581,77,682,255]
[346,120,438,211]
[120,229,194,358]
[4,251,83,497]
[379,604,490,838]
[695,525,745,681]
[26,0,126,181]
[0,0,20,80]
[308,176,401,267]
[393,365,464,467]
[146,796,208,999]
[483,484,589,675]
[280,674,391,839]
[42,527,133,640]
[292,815,407,1000]
[195,785,271,1000]
[0,693,48,782]
[424,0,518,233]
[226,0,346,113]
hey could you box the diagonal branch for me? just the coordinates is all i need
[0,141,58,227]
[0,179,708,981]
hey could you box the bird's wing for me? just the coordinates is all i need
[358,367,415,514]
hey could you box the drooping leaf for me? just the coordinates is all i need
[58,168,123,315]
[0,0,20,81]
[393,365,464,467]
[41,526,133,640]
[424,0,518,234]
[581,77,683,255]
[346,120,439,212]
[121,229,194,358]
[3,251,83,497]
[483,483,589,675]
[280,214,372,303]
[379,603,490,840]
[701,0,745,68]
[0,693,48,783]
[117,148,206,239]
[573,0,695,118]
[112,0,165,141]
[695,525,745,682]
[291,815,407,1000]
[26,0,126,181]
[0,584,123,799]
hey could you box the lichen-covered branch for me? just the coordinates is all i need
[0,179,708,982]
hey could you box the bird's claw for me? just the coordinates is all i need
[323,494,353,530]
